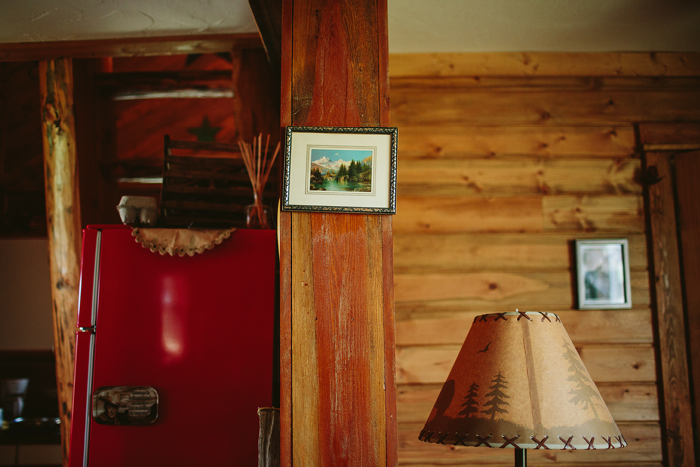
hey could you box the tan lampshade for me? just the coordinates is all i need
[420,311,627,451]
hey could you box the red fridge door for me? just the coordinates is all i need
[70,226,275,467]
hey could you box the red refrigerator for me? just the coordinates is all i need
[69,225,276,466]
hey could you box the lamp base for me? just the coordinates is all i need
[515,448,526,467]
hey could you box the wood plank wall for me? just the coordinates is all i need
[388,53,700,466]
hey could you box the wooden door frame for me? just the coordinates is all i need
[638,122,700,467]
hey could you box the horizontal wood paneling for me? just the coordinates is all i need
[396,344,656,384]
[389,52,700,78]
[394,270,649,307]
[397,422,662,464]
[397,126,635,158]
[639,123,700,147]
[391,76,700,93]
[388,52,698,467]
[396,309,653,346]
[542,195,645,232]
[398,382,659,424]
[398,157,641,197]
[391,90,700,127]
[395,195,644,234]
[394,196,543,233]
[394,233,648,273]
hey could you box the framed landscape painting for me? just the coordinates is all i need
[281,126,398,214]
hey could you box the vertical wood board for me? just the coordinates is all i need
[671,150,700,460]
[283,0,395,466]
[644,151,695,467]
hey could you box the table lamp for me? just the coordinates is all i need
[419,310,626,467]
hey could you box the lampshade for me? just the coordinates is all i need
[420,311,626,451]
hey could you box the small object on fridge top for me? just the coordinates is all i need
[117,196,158,227]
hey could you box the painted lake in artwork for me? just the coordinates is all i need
[308,147,373,193]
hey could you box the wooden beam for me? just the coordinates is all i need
[0,34,262,62]
[248,0,282,73]
[95,69,234,100]
[643,149,696,467]
[279,0,396,466]
[389,52,700,78]
[673,150,700,461]
[40,58,81,467]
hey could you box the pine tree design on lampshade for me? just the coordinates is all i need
[419,311,627,451]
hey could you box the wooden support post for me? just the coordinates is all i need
[40,58,81,467]
[639,123,699,467]
[279,1,396,466]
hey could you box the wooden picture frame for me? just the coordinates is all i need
[575,239,632,309]
[281,126,397,214]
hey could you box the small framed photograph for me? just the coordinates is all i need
[575,239,632,309]
[281,126,398,214]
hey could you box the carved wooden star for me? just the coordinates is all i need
[187,116,222,142]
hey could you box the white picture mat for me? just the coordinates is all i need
[576,239,632,309]
[287,131,392,209]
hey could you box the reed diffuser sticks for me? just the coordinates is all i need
[238,134,280,227]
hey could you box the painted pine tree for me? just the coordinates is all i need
[562,339,603,418]
[458,382,480,417]
[481,372,510,420]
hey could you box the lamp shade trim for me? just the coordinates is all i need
[420,311,627,451]
[418,431,628,450]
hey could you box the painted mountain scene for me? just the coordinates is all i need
[308,147,373,193]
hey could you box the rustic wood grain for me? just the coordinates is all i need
[394,195,644,234]
[231,48,280,144]
[72,59,110,226]
[248,0,283,72]
[638,124,700,148]
[114,97,238,160]
[0,34,262,61]
[542,195,644,232]
[312,214,387,466]
[644,151,696,467]
[258,408,281,467]
[282,0,395,466]
[397,421,662,464]
[389,52,700,78]
[673,150,700,461]
[395,309,653,347]
[393,232,648,274]
[397,126,636,158]
[382,52,700,467]
[397,382,660,424]
[40,58,81,467]
[278,0,292,463]
[394,196,544,234]
[398,156,642,197]
[396,344,656,385]
[391,76,700,93]
[94,69,233,98]
[391,89,700,127]
[291,213,322,466]
[394,270,650,311]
